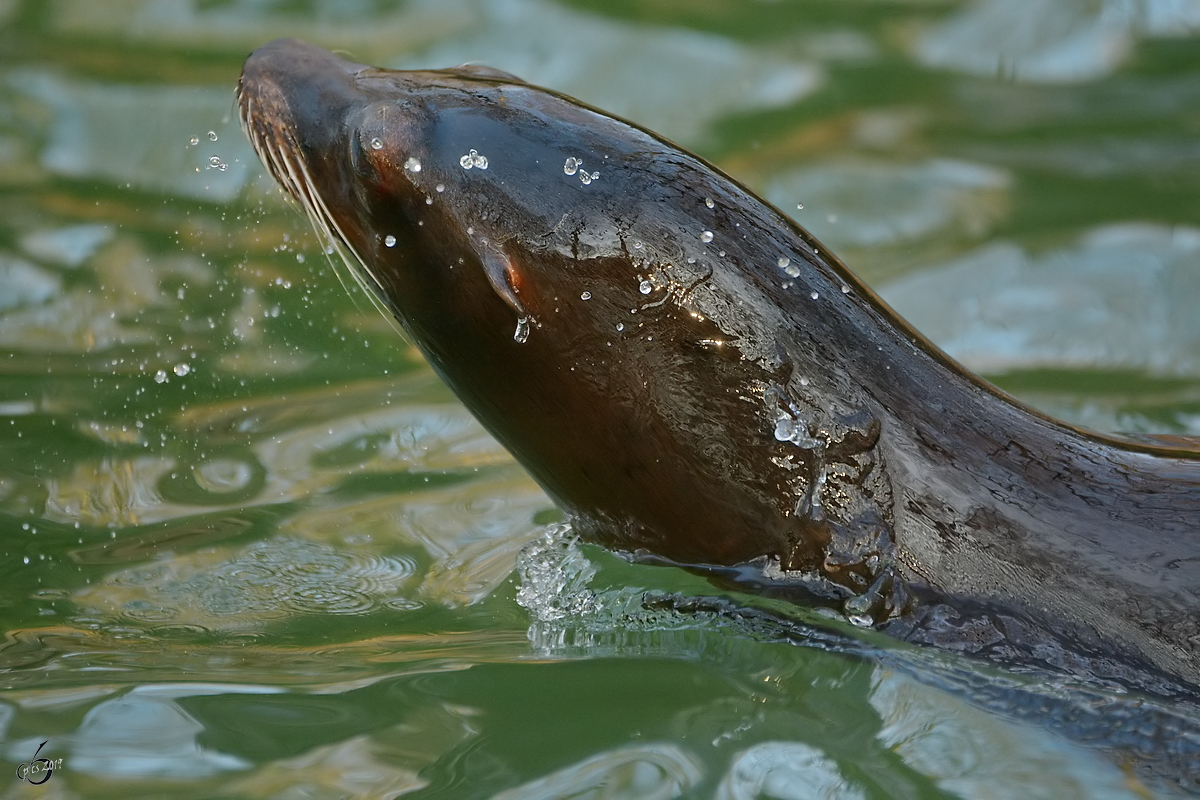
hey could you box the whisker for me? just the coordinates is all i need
[238,94,405,338]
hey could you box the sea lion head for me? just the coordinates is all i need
[237,38,869,592]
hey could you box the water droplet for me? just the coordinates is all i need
[207,131,218,141]
[460,149,488,169]
[425,196,433,205]
[370,137,383,150]
[796,203,804,210]
[774,419,796,442]
[154,369,168,384]
[616,323,624,332]
[580,291,592,301]
[435,183,445,193]
[188,136,199,146]
[384,235,397,248]
[173,363,191,377]
[799,377,810,386]
[705,197,715,209]
[841,284,850,294]
[405,156,421,172]
[810,291,819,300]
[777,256,790,270]
[206,155,227,172]
[700,230,714,243]
[514,317,530,343]
[638,280,653,295]
[589,171,599,181]
[564,157,580,175]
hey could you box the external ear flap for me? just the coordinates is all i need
[480,248,528,317]
[447,64,527,84]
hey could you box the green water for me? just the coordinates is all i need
[2,1,1199,797]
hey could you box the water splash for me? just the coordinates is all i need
[512,316,531,343]
[515,526,598,623]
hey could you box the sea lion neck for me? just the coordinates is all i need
[239,40,1200,693]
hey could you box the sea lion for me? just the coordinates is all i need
[237,38,1200,696]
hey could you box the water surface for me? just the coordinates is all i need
[2,1,1199,797]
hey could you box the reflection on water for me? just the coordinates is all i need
[2,0,1199,797]
[492,743,704,800]
[716,742,863,800]
[882,223,1200,378]
[916,0,1200,83]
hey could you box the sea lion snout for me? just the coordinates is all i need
[238,39,372,163]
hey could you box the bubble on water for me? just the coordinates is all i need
[154,370,168,384]
[800,376,810,386]
[188,136,199,146]
[206,155,227,172]
[173,363,190,377]
[404,156,421,173]
[639,280,653,295]
[810,291,819,300]
[384,235,397,248]
[425,196,433,205]
[580,291,592,300]
[370,137,383,150]
[460,149,488,169]
[207,131,218,141]
[797,203,805,210]
[700,231,713,243]
[564,157,580,175]
[841,284,850,294]
[705,197,715,209]
[616,323,624,332]
[435,183,445,192]
[777,256,790,269]
[514,317,531,343]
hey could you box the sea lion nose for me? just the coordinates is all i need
[241,38,366,88]
[238,39,369,152]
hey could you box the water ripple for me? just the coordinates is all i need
[72,537,420,632]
